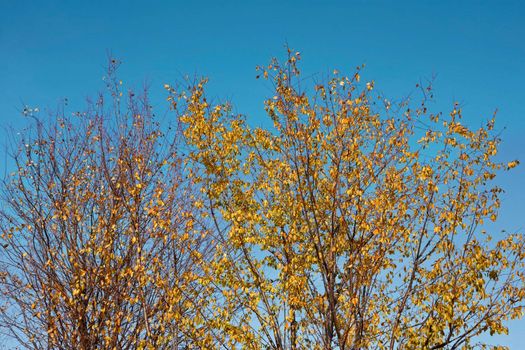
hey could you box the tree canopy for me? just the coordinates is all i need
[1,52,524,349]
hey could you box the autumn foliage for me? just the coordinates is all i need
[1,52,524,349]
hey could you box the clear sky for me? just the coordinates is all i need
[1,0,524,347]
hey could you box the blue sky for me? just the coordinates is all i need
[1,0,524,347]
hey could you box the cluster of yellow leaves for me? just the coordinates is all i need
[170,50,525,349]
[1,52,523,350]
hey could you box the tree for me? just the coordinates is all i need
[0,61,215,349]
[1,51,524,350]
[171,50,525,349]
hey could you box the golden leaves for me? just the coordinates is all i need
[1,51,523,350]
[507,160,520,169]
[177,51,524,349]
